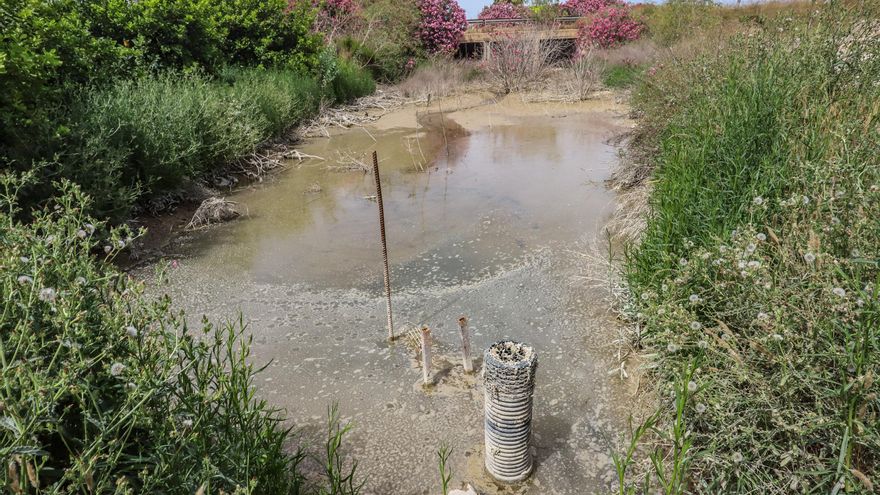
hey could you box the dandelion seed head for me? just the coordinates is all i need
[756,233,766,242]
[732,452,744,463]
[772,333,783,342]
[77,229,87,239]
[687,381,698,393]
[679,258,688,266]
[85,223,95,234]
[748,260,761,269]
[757,312,769,321]
[689,294,700,303]
[110,362,126,377]
[746,243,757,253]
[17,275,33,285]
[125,325,138,338]
[696,403,707,413]
[667,343,679,353]
[804,252,816,263]
[117,239,126,249]
[104,245,112,254]
[75,276,86,285]
[690,321,702,331]
[38,287,56,302]
[832,287,846,298]
[698,340,709,349]
[20,256,29,263]
[753,196,764,206]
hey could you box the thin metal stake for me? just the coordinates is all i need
[372,151,394,340]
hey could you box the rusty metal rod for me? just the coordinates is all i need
[372,151,394,340]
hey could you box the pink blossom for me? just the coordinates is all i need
[577,4,643,49]
[418,0,468,54]
[478,2,530,21]
[562,0,623,16]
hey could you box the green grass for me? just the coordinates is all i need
[603,63,644,88]
[621,6,880,493]
[0,175,363,494]
[48,65,374,222]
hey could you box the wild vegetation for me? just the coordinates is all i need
[613,3,880,493]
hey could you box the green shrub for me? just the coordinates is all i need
[329,58,376,103]
[623,8,880,492]
[641,0,721,47]
[211,0,324,71]
[50,69,322,221]
[0,176,308,493]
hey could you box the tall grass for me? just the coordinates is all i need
[55,65,373,222]
[622,6,880,492]
[0,174,363,494]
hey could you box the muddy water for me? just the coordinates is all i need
[151,95,637,494]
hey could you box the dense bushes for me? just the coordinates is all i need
[0,177,363,493]
[0,0,379,222]
[53,66,375,221]
[622,9,880,492]
[0,178,293,493]
[579,4,643,48]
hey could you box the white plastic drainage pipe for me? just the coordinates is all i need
[483,341,538,483]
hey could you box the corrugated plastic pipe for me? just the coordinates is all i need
[483,341,538,483]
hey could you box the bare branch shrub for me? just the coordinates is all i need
[484,26,565,93]
[397,58,477,99]
[566,47,605,100]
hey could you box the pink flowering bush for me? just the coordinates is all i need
[478,2,530,21]
[578,4,643,49]
[562,0,622,16]
[309,0,362,40]
[417,0,467,54]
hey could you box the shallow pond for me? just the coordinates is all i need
[150,94,637,494]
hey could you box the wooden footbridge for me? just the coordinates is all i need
[458,16,586,59]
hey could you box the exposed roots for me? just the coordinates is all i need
[301,89,424,138]
[186,197,240,230]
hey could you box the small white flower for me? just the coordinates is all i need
[689,294,701,304]
[695,403,707,414]
[698,340,709,349]
[125,325,138,338]
[746,243,757,254]
[856,298,864,307]
[802,195,810,205]
[641,292,650,301]
[104,245,112,254]
[181,418,193,428]
[110,362,126,376]
[85,223,96,234]
[753,196,764,206]
[38,287,56,302]
[771,333,784,342]
[803,252,816,263]
[117,239,126,249]
[20,256,29,263]
[690,321,702,331]
[832,287,846,298]
[17,275,33,285]
[687,381,698,393]
[732,452,744,463]
[657,308,666,316]
[77,229,87,239]
[679,258,688,266]
[667,343,679,353]
[756,233,766,242]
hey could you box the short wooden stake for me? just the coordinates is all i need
[458,317,473,373]
[420,326,432,385]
